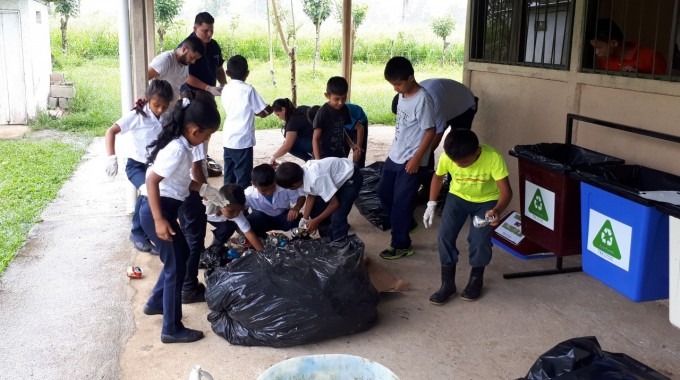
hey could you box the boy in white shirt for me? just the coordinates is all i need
[275,158,362,241]
[221,55,273,189]
[205,184,265,251]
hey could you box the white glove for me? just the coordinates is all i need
[268,156,277,166]
[299,217,309,229]
[202,199,220,215]
[199,183,229,207]
[423,201,438,229]
[105,155,118,177]
[206,85,222,96]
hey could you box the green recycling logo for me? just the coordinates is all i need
[528,189,549,221]
[592,220,621,259]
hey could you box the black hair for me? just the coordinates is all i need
[146,92,221,164]
[219,184,246,206]
[306,105,320,124]
[194,12,214,25]
[180,36,206,56]
[180,88,217,108]
[391,93,399,115]
[444,129,479,160]
[251,164,276,186]
[132,79,174,116]
[326,76,348,96]
[384,56,414,81]
[226,55,248,80]
[272,98,296,123]
[594,19,624,43]
[275,162,304,189]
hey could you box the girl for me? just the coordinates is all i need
[104,79,173,254]
[268,98,314,166]
[140,94,223,344]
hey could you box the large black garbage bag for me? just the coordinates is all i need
[510,143,624,173]
[205,235,380,348]
[522,336,669,380]
[354,161,391,230]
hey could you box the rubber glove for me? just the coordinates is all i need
[299,217,309,229]
[105,155,118,177]
[268,156,277,166]
[202,199,220,216]
[199,184,228,207]
[423,201,438,229]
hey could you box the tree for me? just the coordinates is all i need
[155,0,184,53]
[431,16,455,66]
[333,2,368,61]
[302,0,332,78]
[271,0,299,104]
[49,0,80,53]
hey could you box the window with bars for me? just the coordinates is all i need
[583,0,679,81]
[470,0,575,69]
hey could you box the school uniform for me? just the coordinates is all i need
[221,79,268,188]
[244,185,304,237]
[139,136,193,336]
[302,157,362,241]
[207,211,253,246]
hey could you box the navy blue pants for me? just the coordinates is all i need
[223,147,253,188]
[377,158,422,249]
[125,159,148,243]
[209,220,237,246]
[140,196,188,336]
[289,135,313,162]
[178,191,206,292]
[246,210,299,238]
[438,193,496,267]
[309,166,363,241]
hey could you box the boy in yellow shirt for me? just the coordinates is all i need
[423,129,512,305]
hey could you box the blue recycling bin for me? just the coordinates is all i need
[576,165,680,302]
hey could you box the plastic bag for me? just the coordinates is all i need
[354,161,391,230]
[510,143,624,173]
[205,235,379,348]
[521,336,669,380]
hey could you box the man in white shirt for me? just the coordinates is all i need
[148,36,205,101]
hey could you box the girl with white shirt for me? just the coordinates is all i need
[104,79,173,254]
[139,95,223,344]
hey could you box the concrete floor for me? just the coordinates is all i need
[1,127,679,379]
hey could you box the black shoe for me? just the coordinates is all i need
[207,156,223,177]
[429,265,457,305]
[181,283,206,304]
[143,304,163,315]
[460,266,485,301]
[133,239,152,252]
[161,328,204,344]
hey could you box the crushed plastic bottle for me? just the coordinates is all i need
[472,214,495,228]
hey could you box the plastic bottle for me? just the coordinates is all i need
[188,365,214,380]
[472,214,495,228]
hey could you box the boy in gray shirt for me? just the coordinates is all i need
[378,56,436,259]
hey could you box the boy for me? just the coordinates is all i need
[221,55,273,189]
[423,129,512,305]
[275,158,362,242]
[204,184,265,252]
[378,56,436,260]
[312,76,365,165]
[344,103,368,168]
[245,164,306,238]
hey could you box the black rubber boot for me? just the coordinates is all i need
[429,265,457,305]
[461,266,485,301]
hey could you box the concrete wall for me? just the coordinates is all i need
[464,1,680,211]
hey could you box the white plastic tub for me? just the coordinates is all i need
[257,354,399,380]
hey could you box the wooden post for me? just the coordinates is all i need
[341,0,353,100]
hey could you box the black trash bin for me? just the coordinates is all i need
[510,143,624,256]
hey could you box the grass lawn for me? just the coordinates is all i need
[0,140,85,273]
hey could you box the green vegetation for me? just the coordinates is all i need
[0,140,85,273]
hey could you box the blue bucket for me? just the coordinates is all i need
[257,354,399,380]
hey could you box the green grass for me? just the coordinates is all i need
[0,140,85,273]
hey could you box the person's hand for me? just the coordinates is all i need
[307,218,321,234]
[287,208,300,222]
[202,199,220,215]
[206,85,222,96]
[268,156,278,167]
[352,146,362,162]
[299,217,309,229]
[105,155,118,177]
[155,218,175,241]
[199,183,229,207]
[423,201,437,228]
[486,209,500,227]
[405,156,420,174]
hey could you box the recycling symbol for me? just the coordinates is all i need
[528,189,549,221]
[593,220,621,259]
[533,196,543,211]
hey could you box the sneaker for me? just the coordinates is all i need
[379,246,414,260]
[143,304,163,316]
[206,156,222,177]
[133,240,152,253]
[161,328,204,344]
[181,283,206,304]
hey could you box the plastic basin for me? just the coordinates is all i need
[257,354,399,380]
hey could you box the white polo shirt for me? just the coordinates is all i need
[221,80,267,149]
[149,51,188,100]
[141,136,193,201]
[206,211,251,233]
[302,158,355,202]
[191,142,208,181]
[115,104,163,163]
[245,185,304,217]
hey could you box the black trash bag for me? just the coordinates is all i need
[354,161,391,230]
[522,336,669,380]
[205,235,379,348]
[510,143,624,173]
[199,244,237,277]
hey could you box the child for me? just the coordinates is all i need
[139,96,222,344]
[312,77,364,165]
[204,184,265,251]
[275,157,362,241]
[104,79,174,254]
[344,102,368,168]
[378,56,436,260]
[245,164,305,238]
[423,129,512,305]
[221,55,273,189]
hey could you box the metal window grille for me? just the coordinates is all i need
[470,0,575,69]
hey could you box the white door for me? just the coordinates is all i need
[0,11,27,125]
